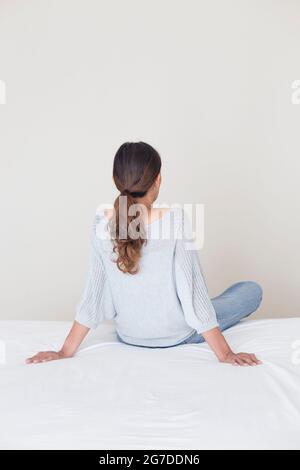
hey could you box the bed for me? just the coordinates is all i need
[1,318,300,450]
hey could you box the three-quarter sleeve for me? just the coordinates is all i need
[174,212,219,334]
[75,234,107,329]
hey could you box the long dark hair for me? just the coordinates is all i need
[110,142,161,274]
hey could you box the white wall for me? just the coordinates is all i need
[0,0,300,321]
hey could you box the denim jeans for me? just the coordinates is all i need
[117,281,263,348]
[180,281,263,345]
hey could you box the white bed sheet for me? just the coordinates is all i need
[0,318,300,450]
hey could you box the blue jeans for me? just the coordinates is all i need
[180,281,263,345]
[117,281,263,348]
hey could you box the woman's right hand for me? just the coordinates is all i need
[26,350,68,364]
[220,351,262,366]
[202,327,262,366]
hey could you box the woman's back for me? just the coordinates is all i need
[75,206,218,347]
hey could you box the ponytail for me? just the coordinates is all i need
[109,142,161,274]
[110,191,147,274]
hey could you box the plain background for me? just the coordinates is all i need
[0,0,299,322]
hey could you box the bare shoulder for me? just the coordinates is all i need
[104,208,114,220]
[152,207,170,217]
[95,206,115,224]
[148,206,173,224]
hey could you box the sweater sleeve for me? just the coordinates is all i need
[75,225,108,329]
[174,211,219,334]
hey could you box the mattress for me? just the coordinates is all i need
[0,318,300,450]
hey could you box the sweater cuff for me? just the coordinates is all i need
[195,319,219,335]
[75,312,98,330]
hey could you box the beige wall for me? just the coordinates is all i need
[0,0,300,321]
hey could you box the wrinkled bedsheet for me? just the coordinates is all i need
[0,318,300,450]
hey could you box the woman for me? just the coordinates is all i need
[27,142,263,366]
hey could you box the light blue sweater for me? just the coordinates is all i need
[75,207,218,347]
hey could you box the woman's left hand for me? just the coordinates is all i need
[26,351,67,364]
[25,321,90,364]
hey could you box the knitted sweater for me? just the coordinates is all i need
[75,207,218,347]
